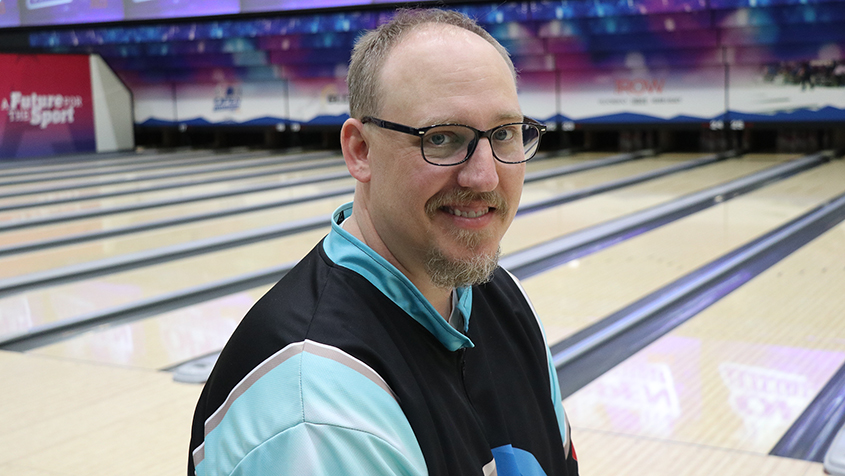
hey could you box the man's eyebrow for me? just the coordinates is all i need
[420,112,525,127]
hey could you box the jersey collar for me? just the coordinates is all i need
[323,202,474,351]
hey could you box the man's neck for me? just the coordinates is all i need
[342,213,454,320]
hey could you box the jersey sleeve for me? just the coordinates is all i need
[193,340,427,476]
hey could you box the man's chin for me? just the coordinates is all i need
[425,246,501,289]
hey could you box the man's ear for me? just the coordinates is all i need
[341,118,371,183]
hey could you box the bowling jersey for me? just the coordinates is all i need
[189,202,578,476]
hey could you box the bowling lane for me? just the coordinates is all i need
[0,149,280,191]
[520,153,705,204]
[0,191,351,279]
[0,151,338,204]
[0,150,247,178]
[0,155,345,219]
[560,181,845,456]
[0,148,207,177]
[0,227,330,341]
[0,168,355,249]
[0,153,662,278]
[501,154,801,255]
[29,285,273,369]
[12,154,781,370]
[521,159,845,345]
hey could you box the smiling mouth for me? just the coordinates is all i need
[426,190,508,220]
[443,207,492,218]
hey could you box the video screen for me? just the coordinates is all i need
[0,0,21,27]
[240,0,369,14]
[19,0,123,27]
[123,0,239,21]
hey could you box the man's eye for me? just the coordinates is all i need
[426,132,461,147]
[493,127,516,142]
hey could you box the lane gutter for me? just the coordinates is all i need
[771,332,845,462]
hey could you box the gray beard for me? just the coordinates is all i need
[422,188,508,288]
[425,245,500,289]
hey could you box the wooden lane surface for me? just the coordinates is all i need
[0,188,353,279]
[520,159,845,345]
[0,153,659,279]
[564,207,845,476]
[0,154,342,210]
[514,160,845,470]
[0,149,283,193]
[0,159,348,222]
[0,349,201,476]
[15,154,694,368]
[501,154,801,255]
[30,285,273,370]
[574,428,822,476]
[0,227,330,341]
[0,172,353,250]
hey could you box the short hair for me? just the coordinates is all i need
[347,8,517,119]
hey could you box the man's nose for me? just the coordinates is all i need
[456,137,499,192]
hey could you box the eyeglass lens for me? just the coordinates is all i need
[422,124,541,165]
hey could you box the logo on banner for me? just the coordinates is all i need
[599,77,681,107]
[615,78,666,95]
[213,84,241,112]
[1,91,84,129]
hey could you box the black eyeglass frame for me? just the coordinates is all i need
[361,116,547,166]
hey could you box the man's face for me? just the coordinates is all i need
[363,24,525,288]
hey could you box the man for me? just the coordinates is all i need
[189,8,578,476]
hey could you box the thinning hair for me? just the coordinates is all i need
[347,8,517,119]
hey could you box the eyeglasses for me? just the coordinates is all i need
[362,116,547,166]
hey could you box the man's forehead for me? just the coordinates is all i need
[401,22,476,43]
[374,21,519,123]
[380,23,514,86]
[387,22,497,63]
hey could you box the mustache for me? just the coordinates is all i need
[425,189,509,218]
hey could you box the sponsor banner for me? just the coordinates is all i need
[558,65,726,123]
[173,81,288,126]
[728,61,845,122]
[132,84,176,125]
[286,77,349,125]
[137,78,350,127]
[0,54,95,159]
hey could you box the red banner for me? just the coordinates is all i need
[0,54,95,159]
